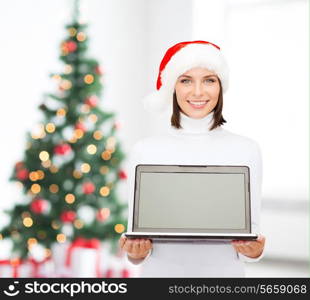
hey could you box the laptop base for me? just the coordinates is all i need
[125,233,258,241]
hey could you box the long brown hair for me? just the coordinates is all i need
[170,80,226,130]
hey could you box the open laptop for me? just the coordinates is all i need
[125,164,258,241]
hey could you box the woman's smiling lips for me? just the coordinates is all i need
[187,100,209,109]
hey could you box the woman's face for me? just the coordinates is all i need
[174,67,220,119]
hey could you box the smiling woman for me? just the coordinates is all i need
[120,40,265,277]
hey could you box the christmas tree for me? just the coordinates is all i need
[0,1,127,261]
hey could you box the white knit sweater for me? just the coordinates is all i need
[125,111,263,277]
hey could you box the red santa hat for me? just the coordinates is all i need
[142,40,229,113]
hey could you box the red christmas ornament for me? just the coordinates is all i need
[75,122,86,132]
[60,210,76,223]
[82,182,95,194]
[94,65,103,75]
[16,168,29,181]
[84,96,98,107]
[65,41,77,53]
[118,170,127,180]
[121,269,130,278]
[54,143,72,155]
[30,198,49,214]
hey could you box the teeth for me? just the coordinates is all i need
[189,101,207,105]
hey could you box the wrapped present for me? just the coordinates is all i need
[0,258,52,278]
[65,237,101,277]
[51,242,71,277]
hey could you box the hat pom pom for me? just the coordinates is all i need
[142,89,170,113]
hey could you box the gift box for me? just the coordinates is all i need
[0,258,52,278]
[66,237,101,277]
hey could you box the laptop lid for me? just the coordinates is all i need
[126,164,255,240]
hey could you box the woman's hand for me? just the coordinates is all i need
[119,236,153,260]
[231,234,266,259]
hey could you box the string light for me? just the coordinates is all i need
[31,184,41,194]
[29,171,39,181]
[74,219,84,229]
[84,74,94,84]
[52,74,62,81]
[81,163,91,173]
[36,170,44,180]
[73,170,83,179]
[60,79,72,90]
[100,166,109,174]
[49,165,59,174]
[49,184,59,193]
[77,32,86,42]
[65,193,75,204]
[23,217,33,227]
[39,151,49,162]
[101,151,111,161]
[88,114,98,123]
[56,233,66,243]
[69,137,77,144]
[114,224,125,234]
[64,64,73,74]
[68,27,77,36]
[56,108,67,117]
[51,221,60,230]
[74,129,84,139]
[93,130,103,140]
[31,124,46,139]
[45,249,52,258]
[99,186,110,197]
[46,123,56,133]
[42,160,52,168]
[27,238,38,249]
[87,144,97,155]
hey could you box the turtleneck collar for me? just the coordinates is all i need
[169,111,219,135]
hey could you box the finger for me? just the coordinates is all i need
[119,236,126,248]
[132,239,141,254]
[139,239,147,253]
[123,239,133,253]
[145,239,153,250]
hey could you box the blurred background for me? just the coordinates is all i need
[0,0,308,277]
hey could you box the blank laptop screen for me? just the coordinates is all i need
[135,172,248,233]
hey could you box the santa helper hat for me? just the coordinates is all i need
[142,40,229,113]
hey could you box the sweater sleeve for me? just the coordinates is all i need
[238,141,264,263]
[124,141,153,266]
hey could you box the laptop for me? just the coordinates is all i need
[125,164,258,241]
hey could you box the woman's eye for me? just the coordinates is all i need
[205,78,216,83]
[180,79,191,83]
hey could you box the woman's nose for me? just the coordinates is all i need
[193,82,204,97]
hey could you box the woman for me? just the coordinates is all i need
[119,40,265,277]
